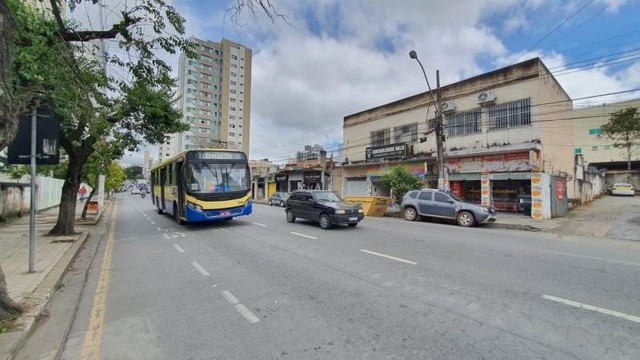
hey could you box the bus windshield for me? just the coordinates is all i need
[186,162,249,193]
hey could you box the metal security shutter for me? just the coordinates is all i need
[346,177,368,196]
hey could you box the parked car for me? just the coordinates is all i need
[268,192,290,207]
[130,187,141,195]
[285,190,364,229]
[610,183,635,196]
[400,189,497,227]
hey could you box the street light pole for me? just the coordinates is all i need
[409,50,445,190]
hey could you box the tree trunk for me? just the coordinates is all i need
[627,146,632,171]
[0,0,18,151]
[0,1,23,321]
[49,140,93,235]
[0,264,22,321]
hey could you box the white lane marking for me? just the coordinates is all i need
[150,221,156,225]
[171,234,178,238]
[173,244,185,253]
[212,284,218,288]
[222,290,239,305]
[163,234,170,240]
[360,249,417,265]
[252,222,267,227]
[219,228,232,233]
[156,227,162,231]
[221,290,260,324]
[180,233,186,238]
[543,294,640,324]
[190,261,210,277]
[290,232,317,240]
[234,304,260,324]
[541,250,640,268]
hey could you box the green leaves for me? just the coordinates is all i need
[601,107,640,170]
[380,166,423,201]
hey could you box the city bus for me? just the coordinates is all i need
[150,149,252,224]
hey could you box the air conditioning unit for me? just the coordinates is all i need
[477,90,496,104]
[440,100,456,113]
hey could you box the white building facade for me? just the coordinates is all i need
[159,38,252,162]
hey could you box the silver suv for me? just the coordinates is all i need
[400,189,497,227]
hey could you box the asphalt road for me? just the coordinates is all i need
[19,194,640,359]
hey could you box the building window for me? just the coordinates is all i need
[604,144,612,150]
[394,123,418,143]
[488,98,531,131]
[229,132,235,137]
[447,109,481,137]
[371,128,391,147]
[575,148,583,154]
[591,145,599,151]
[589,128,602,136]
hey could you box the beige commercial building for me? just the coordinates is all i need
[341,58,575,219]
[160,38,252,162]
[572,98,640,167]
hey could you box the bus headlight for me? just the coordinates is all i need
[188,202,203,211]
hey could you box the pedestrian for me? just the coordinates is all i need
[78,185,87,201]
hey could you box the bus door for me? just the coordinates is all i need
[160,167,166,211]
[176,160,185,218]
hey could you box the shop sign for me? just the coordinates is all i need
[365,143,407,160]
[446,152,531,174]
[556,180,564,199]
[303,172,321,183]
[531,172,544,219]
[480,174,491,206]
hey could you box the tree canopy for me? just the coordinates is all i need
[601,107,640,170]
[380,166,423,202]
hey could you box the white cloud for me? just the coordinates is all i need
[68,0,640,164]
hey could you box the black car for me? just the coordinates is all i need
[268,192,290,207]
[284,190,365,229]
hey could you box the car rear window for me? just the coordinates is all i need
[407,191,419,199]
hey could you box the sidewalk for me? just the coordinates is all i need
[0,200,108,360]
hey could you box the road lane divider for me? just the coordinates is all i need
[543,294,640,324]
[173,244,185,253]
[79,202,118,360]
[156,227,162,232]
[221,290,260,324]
[251,222,267,227]
[360,249,417,265]
[290,232,317,240]
[191,261,210,276]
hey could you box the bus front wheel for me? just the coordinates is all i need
[174,203,185,225]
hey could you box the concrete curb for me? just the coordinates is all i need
[0,229,94,359]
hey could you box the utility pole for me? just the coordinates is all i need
[409,50,446,190]
[435,70,445,190]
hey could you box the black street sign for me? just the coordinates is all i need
[7,106,60,165]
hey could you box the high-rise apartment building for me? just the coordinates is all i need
[159,38,252,162]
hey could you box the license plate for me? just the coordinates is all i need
[349,216,358,221]
[220,211,231,216]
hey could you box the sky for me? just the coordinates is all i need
[82,0,640,166]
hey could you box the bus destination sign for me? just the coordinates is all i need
[189,151,246,161]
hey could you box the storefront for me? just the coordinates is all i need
[275,173,288,192]
[446,150,539,212]
[342,159,434,197]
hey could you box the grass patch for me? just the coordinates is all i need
[0,314,20,334]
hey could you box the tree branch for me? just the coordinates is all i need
[59,15,142,42]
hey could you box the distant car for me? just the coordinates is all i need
[130,187,141,195]
[285,190,364,229]
[400,189,497,227]
[610,183,635,196]
[268,192,290,207]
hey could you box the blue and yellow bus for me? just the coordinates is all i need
[150,149,252,224]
